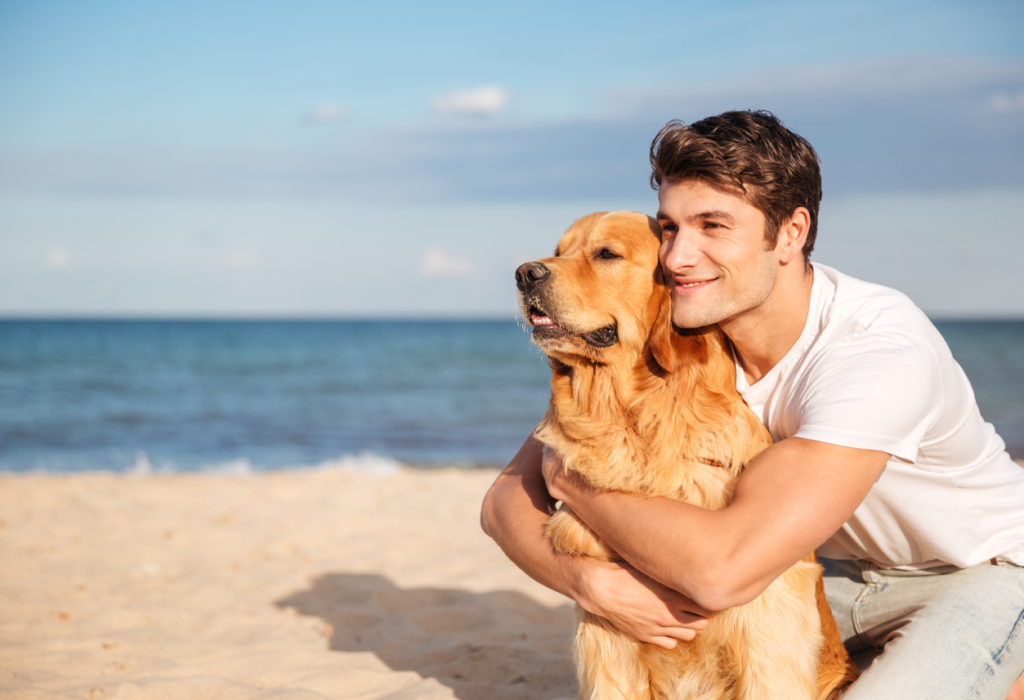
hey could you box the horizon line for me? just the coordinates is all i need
[1,313,1022,324]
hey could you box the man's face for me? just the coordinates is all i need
[657,179,778,329]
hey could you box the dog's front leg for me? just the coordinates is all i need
[576,607,651,700]
[545,507,650,699]
[723,560,822,700]
[545,505,617,561]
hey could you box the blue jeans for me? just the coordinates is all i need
[821,557,1024,700]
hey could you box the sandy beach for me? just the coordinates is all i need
[0,467,577,700]
[5,461,1024,699]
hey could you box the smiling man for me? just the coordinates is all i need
[481,110,1024,699]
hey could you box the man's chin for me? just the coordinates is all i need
[670,300,726,329]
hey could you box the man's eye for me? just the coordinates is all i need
[596,248,620,260]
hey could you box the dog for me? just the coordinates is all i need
[515,211,857,699]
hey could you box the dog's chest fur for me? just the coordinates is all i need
[536,328,770,513]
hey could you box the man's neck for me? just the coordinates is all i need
[723,263,814,386]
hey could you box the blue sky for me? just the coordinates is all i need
[1,0,1022,317]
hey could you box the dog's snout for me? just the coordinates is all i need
[515,262,551,290]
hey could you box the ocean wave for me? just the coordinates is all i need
[313,452,405,476]
[120,450,406,477]
[126,451,174,476]
[199,457,255,476]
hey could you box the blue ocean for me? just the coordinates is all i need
[1,319,1021,473]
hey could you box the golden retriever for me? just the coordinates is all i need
[515,211,857,700]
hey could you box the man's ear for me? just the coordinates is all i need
[777,207,811,264]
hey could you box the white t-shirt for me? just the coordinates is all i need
[736,263,1024,569]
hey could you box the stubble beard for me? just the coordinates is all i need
[669,259,777,330]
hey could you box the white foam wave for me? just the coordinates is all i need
[7,450,410,477]
[192,451,405,476]
[201,457,254,476]
[126,451,176,476]
[315,451,405,476]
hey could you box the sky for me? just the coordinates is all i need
[0,0,1022,318]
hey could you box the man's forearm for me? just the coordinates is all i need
[482,438,728,610]
[480,436,585,600]
[545,438,889,611]
[553,476,740,610]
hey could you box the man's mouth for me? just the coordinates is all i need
[673,277,718,294]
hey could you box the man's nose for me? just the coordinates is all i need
[661,231,702,271]
[515,261,551,291]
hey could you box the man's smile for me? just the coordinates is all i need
[672,277,718,294]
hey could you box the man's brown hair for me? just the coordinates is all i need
[649,110,822,260]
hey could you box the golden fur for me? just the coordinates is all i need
[518,211,858,699]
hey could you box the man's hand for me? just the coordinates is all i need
[576,558,711,649]
[483,436,711,648]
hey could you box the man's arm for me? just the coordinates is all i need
[544,436,889,612]
[481,435,713,649]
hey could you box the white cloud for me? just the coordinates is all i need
[419,247,475,277]
[432,85,509,115]
[306,103,351,123]
[46,246,71,269]
[990,91,1024,112]
[222,247,262,269]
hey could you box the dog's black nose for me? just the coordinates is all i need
[515,261,551,290]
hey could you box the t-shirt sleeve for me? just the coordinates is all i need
[792,332,943,462]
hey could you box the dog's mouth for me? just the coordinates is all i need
[528,304,567,342]
[582,324,619,347]
[527,304,618,348]
[529,305,557,328]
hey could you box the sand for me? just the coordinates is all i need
[5,461,1023,700]
[0,467,577,700]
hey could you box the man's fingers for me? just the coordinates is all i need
[580,560,711,648]
[663,595,713,620]
[673,628,697,642]
[646,626,698,648]
[622,564,713,620]
[647,636,678,650]
[658,609,708,628]
[677,613,709,629]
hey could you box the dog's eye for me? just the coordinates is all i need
[554,248,560,257]
[596,248,620,260]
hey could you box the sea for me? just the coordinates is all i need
[1,319,1021,473]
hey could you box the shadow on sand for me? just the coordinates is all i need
[277,573,578,700]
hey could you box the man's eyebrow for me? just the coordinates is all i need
[656,210,737,222]
[687,210,736,222]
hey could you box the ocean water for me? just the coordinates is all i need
[0,319,1021,473]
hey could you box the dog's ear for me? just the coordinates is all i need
[647,269,716,374]
[647,286,688,374]
[647,270,688,374]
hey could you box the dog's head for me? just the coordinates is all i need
[517,211,695,371]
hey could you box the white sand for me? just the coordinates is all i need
[0,468,577,700]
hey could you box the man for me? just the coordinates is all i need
[481,110,1024,699]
